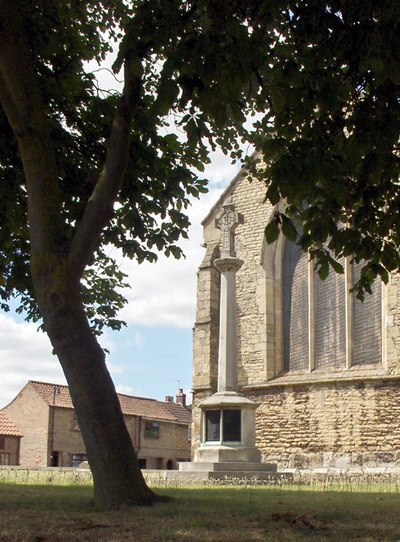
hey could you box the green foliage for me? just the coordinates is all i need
[0,0,264,328]
[247,0,400,290]
[1,0,399,328]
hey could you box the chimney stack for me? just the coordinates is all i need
[164,395,174,403]
[176,388,186,407]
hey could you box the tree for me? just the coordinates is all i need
[0,0,264,508]
[248,0,399,296]
[0,0,398,508]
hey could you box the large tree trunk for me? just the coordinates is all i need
[37,269,158,508]
[0,0,160,509]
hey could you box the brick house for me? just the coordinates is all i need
[0,411,22,465]
[2,381,191,469]
[192,167,400,470]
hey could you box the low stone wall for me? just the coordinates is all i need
[0,466,93,485]
[3,465,400,488]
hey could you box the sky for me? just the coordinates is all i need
[0,151,240,408]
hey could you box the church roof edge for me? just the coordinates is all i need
[201,150,260,228]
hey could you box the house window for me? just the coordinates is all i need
[72,413,80,432]
[0,453,10,465]
[144,420,159,438]
[352,262,382,365]
[283,242,309,371]
[283,240,382,371]
[71,453,87,467]
[314,256,346,369]
[0,436,5,450]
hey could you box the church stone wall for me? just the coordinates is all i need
[251,379,400,468]
[231,176,274,388]
[192,164,400,468]
[192,243,220,393]
[386,272,400,374]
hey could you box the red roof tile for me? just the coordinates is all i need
[30,381,74,408]
[29,381,191,424]
[118,393,176,420]
[0,412,22,437]
[160,401,192,425]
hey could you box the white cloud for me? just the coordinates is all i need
[119,186,226,329]
[106,362,125,374]
[0,151,238,405]
[0,313,131,407]
[98,330,118,352]
[202,149,243,187]
[115,384,134,396]
[0,313,66,408]
[133,332,143,348]
[116,151,242,329]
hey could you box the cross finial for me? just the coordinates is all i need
[215,199,242,257]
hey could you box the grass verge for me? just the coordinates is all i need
[1,482,400,541]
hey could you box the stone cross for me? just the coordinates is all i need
[216,200,242,258]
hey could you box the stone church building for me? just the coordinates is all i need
[192,167,400,470]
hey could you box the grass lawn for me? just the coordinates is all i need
[1,483,400,541]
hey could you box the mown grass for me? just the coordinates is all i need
[1,482,400,542]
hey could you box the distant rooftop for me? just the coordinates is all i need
[29,380,191,425]
[0,411,23,437]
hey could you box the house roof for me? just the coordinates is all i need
[161,401,192,425]
[30,381,74,409]
[0,412,22,437]
[29,381,191,425]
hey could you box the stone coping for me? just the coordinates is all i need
[0,466,87,472]
[199,392,257,408]
[242,370,400,391]
[192,371,400,395]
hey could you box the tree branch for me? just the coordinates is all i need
[0,0,64,255]
[69,51,143,278]
[0,73,24,136]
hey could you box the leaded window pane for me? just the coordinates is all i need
[315,258,346,369]
[283,240,309,371]
[352,263,382,365]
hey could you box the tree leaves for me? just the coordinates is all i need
[0,0,265,328]
[281,214,298,242]
[265,220,280,245]
[252,0,400,291]
[0,0,399,323]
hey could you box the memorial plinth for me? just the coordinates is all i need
[192,391,261,464]
[179,201,279,479]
